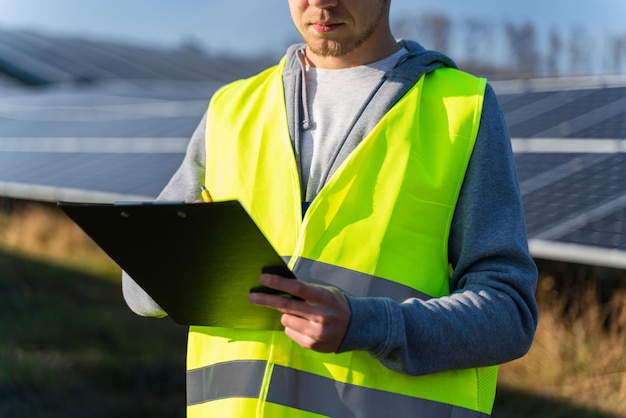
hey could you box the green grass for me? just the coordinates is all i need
[0,250,187,418]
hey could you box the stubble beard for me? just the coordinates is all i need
[307,32,373,58]
[303,8,384,58]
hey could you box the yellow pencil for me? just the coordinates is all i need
[200,185,213,203]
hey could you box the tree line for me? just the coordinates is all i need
[392,12,626,79]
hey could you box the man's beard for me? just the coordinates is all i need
[304,6,385,58]
[307,30,376,58]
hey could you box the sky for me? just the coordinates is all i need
[0,0,625,59]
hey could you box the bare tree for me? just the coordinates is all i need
[567,25,592,75]
[504,21,540,76]
[610,34,626,74]
[546,28,563,76]
[392,12,452,54]
[423,14,452,53]
[391,11,617,78]
[463,17,495,62]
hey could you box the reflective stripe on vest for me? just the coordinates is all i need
[293,257,433,301]
[187,361,488,418]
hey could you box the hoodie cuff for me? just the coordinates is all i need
[336,295,392,355]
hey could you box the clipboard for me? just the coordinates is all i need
[58,200,294,330]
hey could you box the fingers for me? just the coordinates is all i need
[281,312,343,352]
[249,289,315,317]
[255,274,337,305]
[284,325,325,351]
[248,274,351,353]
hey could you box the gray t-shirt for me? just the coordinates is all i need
[301,48,408,201]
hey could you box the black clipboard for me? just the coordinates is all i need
[58,200,294,330]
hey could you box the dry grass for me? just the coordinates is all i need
[0,199,119,279]
[499,269,626,417]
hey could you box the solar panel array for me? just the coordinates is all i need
[0,29,624,268]
[0,29,273,85]
[0,80,218,202]
[0,29,270,202]
[493,78,626,268]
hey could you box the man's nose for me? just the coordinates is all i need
[308,0,338,9]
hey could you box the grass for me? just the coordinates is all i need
[495,262,626,417]
[0,200,187,417]
[0,251,188,417]
[1,199,626,417]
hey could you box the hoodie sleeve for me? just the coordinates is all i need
[121,112,208,317]
[337,85,539,375]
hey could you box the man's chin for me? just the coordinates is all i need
[306,40,352,59]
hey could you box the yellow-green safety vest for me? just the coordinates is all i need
[187,57,496,417]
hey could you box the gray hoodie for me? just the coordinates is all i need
[123,40,538,376]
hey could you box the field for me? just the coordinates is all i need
[1,200,625,417]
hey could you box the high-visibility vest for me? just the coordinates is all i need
[187,57,495,417]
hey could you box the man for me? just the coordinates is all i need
[123,0,538,416]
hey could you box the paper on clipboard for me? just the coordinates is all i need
[58,200,294,330]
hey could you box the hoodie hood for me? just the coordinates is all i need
[393,39,457,78]
[281,40,459,197]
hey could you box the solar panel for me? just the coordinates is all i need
[522,154,625,237]
[506,88,626,138]
[558,206,626,250]
[572,111,626,138]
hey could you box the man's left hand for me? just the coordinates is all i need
[248,274,351,353]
